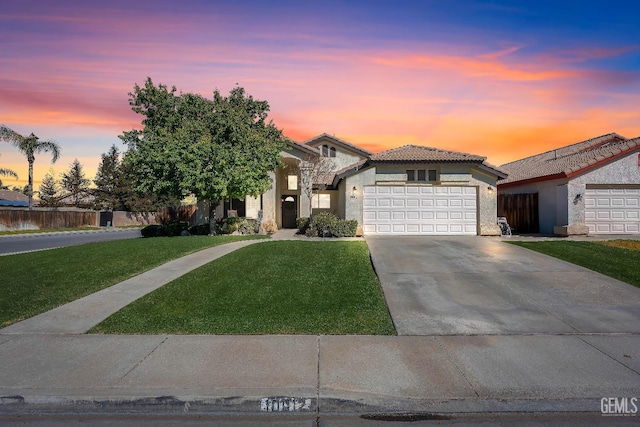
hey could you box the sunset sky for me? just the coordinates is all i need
[1,0,639,188]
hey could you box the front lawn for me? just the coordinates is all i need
[90,241,396,335]
[0,235,268,327]
[508,240,640,288]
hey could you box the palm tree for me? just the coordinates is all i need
[0,125,61,209]
[0,154,19,189]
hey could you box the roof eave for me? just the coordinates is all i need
[303,133,372,157]
[498,172,566,189]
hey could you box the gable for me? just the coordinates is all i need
[303,134,370,171]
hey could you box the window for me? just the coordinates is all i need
[321,144,336,158]
[312,193,331,209]
[407,169,438,182]
[287,174,298,190]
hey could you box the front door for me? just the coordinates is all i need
[282,195,298,228]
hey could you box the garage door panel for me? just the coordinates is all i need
[363,185,477,235]
[585,188,640,235]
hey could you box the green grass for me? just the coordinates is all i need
[0,235,268,327]
[90,241,396,335]
[508,240,640,288]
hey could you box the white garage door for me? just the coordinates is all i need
[362,186,477,235]
[585,187,640,234]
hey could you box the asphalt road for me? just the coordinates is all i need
[0,229,142,255]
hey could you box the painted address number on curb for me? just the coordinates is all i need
[260,397,312,412]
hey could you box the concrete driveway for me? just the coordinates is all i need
[366,236,640,335]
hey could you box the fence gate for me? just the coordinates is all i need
[99,211,113,227]
[497,193,539,233]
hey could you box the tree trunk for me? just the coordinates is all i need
[27,158,34,211]
[208,199,218,235]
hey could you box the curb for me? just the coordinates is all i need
[0,228,142,239]
[0,395,606,416]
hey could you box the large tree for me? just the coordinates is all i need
[0,125,61,209]
[38,171,61,207]
[94,145,127,210]
[120,78,285,231]
[61,159,91,207]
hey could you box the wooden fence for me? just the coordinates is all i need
[497,193,539,234]
[0,209,97,230]
[0,205,198,231]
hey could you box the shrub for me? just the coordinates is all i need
[140,224,164,238]
[165,220,189,237]
[188,223,211,236]
[304,213,358,238]
[261,220,278,234]
[236,218,260,235]
[307,212,339,237]
[296,217,310,234]
[331,219,358,237]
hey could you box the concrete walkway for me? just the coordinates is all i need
[0,239,262,334]
[0,232,639,419]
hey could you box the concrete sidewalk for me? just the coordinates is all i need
[1,233,639,417]
[0,333,638,415]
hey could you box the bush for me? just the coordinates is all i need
[305,213,358,238]
[296,217,310,234]
[188,223,211,236]
[217,217,260,235]
[237,218,260,235]
[261,220,278,234]
[307,212,339,237]
[140,224,165,238]
[165,220,189,237]
[331,219,358,237]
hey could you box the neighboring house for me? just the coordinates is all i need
[498,133,640,235]
[211,133,506,236]
[0,189,29,207]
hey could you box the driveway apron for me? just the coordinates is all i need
[366,236,640,336]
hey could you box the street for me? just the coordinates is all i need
[0,229,141,255]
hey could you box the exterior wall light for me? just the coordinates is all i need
[487,186,494,195]
[351,186,358,199]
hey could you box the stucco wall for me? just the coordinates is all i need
[343,167,376,226]
[343,164,501,235]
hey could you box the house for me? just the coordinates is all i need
[498,133,640,235]
[0,189,29,208]
[210,133,506,236]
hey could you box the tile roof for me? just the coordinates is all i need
[370,145,507,178]
[370,144,487,162]
[499,133,639,185]
[284,138,318,156]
